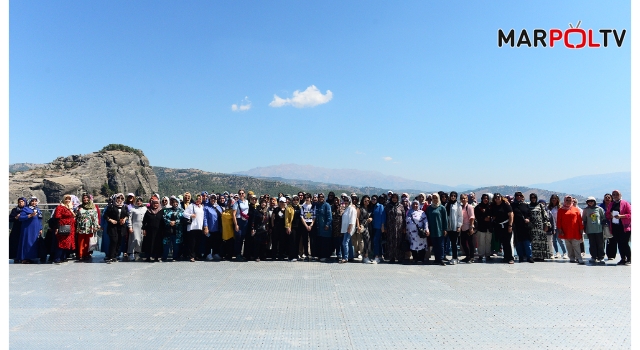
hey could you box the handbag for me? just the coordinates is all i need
[88,234,99,251]
[58,225,71,235]
[410,215,427,239]
[603,225,612,239]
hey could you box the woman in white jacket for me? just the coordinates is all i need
[446,191,464,265]
[183,194,205,262]
[127,196,147,261]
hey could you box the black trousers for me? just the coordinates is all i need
[210,230,222,256]
[286,227,298,260]
[612,226,631,262]
[495,227,513,261]
[106,228,121,260]
[606,236,618,259]
[411,249,425,262]
[460,230,474,259]
[297,226,310,257]
[309,226,319,258]
[271,228,285,259]
[184,229,202,259]
[317,236,332,259]
[448,231,460,259]
[221,238,234,260]
[587,233,605,260]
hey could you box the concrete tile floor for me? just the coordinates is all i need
[9,257,630,349]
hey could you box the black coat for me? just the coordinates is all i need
[511,201,532,242]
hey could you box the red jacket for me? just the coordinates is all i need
[557,207,583,240]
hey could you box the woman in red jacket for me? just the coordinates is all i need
[557,195,584,264]
[52,194,77,264]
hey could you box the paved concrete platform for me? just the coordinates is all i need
[9,257,630,349]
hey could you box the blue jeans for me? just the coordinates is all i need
[444,235,451,255]
[342,233,354,260]
[163,235,181,261]
[553,231,567,254]
[372,228,382,256]
[515,240,532,260]
[432,236,445,262]
[234,219,248,257]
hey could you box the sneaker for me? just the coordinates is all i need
[578,259,585,265]
[338,259,344,264]
[562,253,568,259]
[625,261,631,266]
[111,258,118,263]
[104,259,111,264]
[373,257,380,264]
[528,258,535,263]
[508,260,514,264]
[290,258,297,262]
[212,254,221,261]
[206,254,214,261]
[357,254,362,259]
[320,258,326,262]
[255,258,260,262]
[363,257,371,264]
[448,259,456,265]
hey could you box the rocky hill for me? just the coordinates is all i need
[9,145,158,203]
[9,163,45,173]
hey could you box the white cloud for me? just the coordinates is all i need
[269,85,333,108]
[231,96,251,112]
[383,156,392,161]
[355,151,365,155]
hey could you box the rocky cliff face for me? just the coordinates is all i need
[9,150,158,204]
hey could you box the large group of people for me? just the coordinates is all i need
[9,188,632,266]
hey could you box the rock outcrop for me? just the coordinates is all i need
[9,149,158,204]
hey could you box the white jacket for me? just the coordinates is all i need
[446,202,464,231]
[183,203,205,231]
[341,205,357,235]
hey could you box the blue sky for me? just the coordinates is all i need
[9,0,630,187]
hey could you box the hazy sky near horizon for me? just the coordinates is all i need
[9,0,630,187]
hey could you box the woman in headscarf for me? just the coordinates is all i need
[161,196,171,209]
[583,196,606,264]
[557,195,585,264]
[51,194,76,264]
[385,193,407,264]
[163,196,184,261]
[16,197,43,264]
[127,196,147,261]
[528,193,551,261]
[426,193,447,265]
[474,193,493,262]
[490,193,515,264]
[445,191,463,265]
[142,197,165,262]
[103,193,129,263]
[406,200,428,264]
[606,190,632,265]
[75,193,99,262]
[182,194,205,262]
[249,197,270,262]
[220,198,236,261]
[9,197,27,262]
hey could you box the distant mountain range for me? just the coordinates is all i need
[529,171,630,199]
[235,164,474,192]
[9,163,45,173]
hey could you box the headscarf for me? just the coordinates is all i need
[148,198,161,214]
[561,195,573,210]
[134,196,144,207]
[81,193,94,210]
[70,195,81,210]
[17,197,27,208]
[114,193,125,208]
[430,193,440,208]
[612,189,622,202]
[162,196,171,208]
[29,196,39,208]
